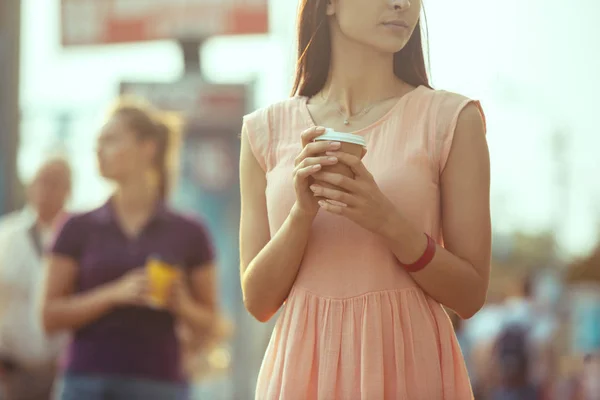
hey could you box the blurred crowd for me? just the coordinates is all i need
[451,271,600,400]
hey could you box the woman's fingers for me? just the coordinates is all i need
[295,141,341,167]
[293,164,321,188]
[297,155,338,170]
[300,126,326,147]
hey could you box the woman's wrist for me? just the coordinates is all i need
[379,208,407,241]
[175,295,197,318]
[97,282,121,309]
[290,203,317,225]
[380,210,428,265]
[178,300,214,330]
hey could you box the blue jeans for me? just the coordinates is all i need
[56,373,189,400]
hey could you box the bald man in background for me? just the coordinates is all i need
[0,157,71,400]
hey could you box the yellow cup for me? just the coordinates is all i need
[147,258,181,308]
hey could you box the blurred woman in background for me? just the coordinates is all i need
[41,99,218,400]
[239,0,490,398]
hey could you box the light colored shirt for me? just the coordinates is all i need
[0,208,68,367]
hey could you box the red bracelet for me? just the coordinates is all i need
[399,234,436,273]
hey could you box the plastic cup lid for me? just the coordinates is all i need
[314,128,366,147]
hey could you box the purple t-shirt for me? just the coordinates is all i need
[51,201,214,383]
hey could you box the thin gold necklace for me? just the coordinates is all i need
[322,94,397,125]
[336,104,375,126]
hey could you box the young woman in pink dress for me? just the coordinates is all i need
[239,0,491,398]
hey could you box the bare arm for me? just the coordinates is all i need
[381,103,491,318]
[239,124,328,323]
[174,263,218,331]
[41,255,119,334]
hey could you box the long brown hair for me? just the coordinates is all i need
[110,98,182,200]
[291,0,431,97]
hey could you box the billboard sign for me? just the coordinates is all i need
[61,0,269,46]
[120,78,247,129]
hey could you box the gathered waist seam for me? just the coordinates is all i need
[290,286,423,301]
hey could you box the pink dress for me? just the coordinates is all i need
[243,86,484,399]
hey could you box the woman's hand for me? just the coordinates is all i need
[309,151,399,235]
[167,275,217,334]
[166,276,194,316]
[292,126,342,218]
[107,268,150,307]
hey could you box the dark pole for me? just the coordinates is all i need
[0,0,23,215]
[178,38,204,76]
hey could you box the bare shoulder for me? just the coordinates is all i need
[455,102,486,139]
[428,89,488,176]
[443,99,489,177]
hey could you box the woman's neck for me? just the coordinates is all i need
[321,28,406,114]
[36,210,62,230]
[114,179,159,215]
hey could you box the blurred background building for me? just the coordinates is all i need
[1,0,599,398]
